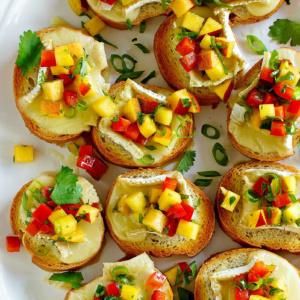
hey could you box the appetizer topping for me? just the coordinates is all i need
[13,145,34,163]
[220,187,241,212]
[6,236,21,253]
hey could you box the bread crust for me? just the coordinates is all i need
[105,169,215,257]
[92,81,194,168]
[194,247,300,300]
[10,179,105,272]
[216,162,300,253]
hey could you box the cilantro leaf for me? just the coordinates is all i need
[176,151,196,174]
[49,272,83,290]
[15,30,43,77]
[269,19,300,46]
[73,57,88,79]
[51,166,83,205]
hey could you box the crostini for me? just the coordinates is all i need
[194,248,300,300]
[105,169,215,257]
[13,26,109,144]
[228,48,300,161]
[10,166,105,272]
[216,162,300,252]
[91,79,200,168]
[65,253,173,300]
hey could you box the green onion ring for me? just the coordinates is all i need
[201,124,220,139]
[264,173,281,195]
[35,246,49,256]
[210,37,228,75]
[286,119,296,135]
[76,100,88,111]
[139,154,155,165]
[156,124,166,136]
[246,35,268,55]
[212,143,228,166]
[112,266,129,278]
[111,54,136,74]
[22,193,29,211]
[245,190,260,203]
[213,0,232,8]
[64,106,76,119]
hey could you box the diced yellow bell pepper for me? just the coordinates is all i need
[48,209,67,224]
[149,187,162,204]
[283,176,297,195]
[14,145,34,163]
[122,98,141,123]
[121,285,140,300]
[125,192,147,212]
[41,79,64,101]
[142,208,168,233]
[176,219,200,240]
[138,115,156,138]
[84,16,105,36]
[152,125,173,146]
[68,0,88,16]
[220,188,240,212]
[40,100,63,117]
[67,137,86,156]
[54,45,74,67]
[92,96,117,118]
[158,188,181,211]
[51,225,85,243]
[170,0,194,18]
[76,204,99,224]
[181,12,204,32]
[54,214,77,236]
[259,104,275,120]
[154,106,173,126]
[284,204,300,223]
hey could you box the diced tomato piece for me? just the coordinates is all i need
[6,236,21,252]
[179,52,197,72]
[151,290,166,300]
[162,177,178,191]
[111,116,131,132]
[275,105,285,119]
[263,93,277,105]
[40,222,53,234]
[78,82,91,96]
[40,186,53,200]
[250,287,265,296]
[174,98,192,116]
[91,203,100,209]
[167,203,187,219]
[176,37,196,56]
[79,145,93,157]
[273,82,295,101]
[138,94,159,114]
[146,272,167,290]
[63,91,78,106]
[99,0,115,5]
[248,261,270,282]
[178,262,191,272]
[245,89,265,107]
[253,177,269,196]
[165,219,178,237]
[273,192,292,208]
[235,287,249,300]
[234,274,247,285]
[47,200,57,208]
[86,157,108,180]
[124,123,139,141]
[40,50,56,67]
[136,133,147,145]
[59,73,74,86]
[106,283,120,296]
[287,100,300,114]
[26,219,43,237]
[260,66,274,83]
[77,154,95,171]
[181,203,194,222]
[270,121,286,137]
[93,298,101,300]
[61,204,82,216]
[32,203,53,224]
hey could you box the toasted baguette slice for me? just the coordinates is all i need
[216,162,300,253]
[65,253,173,300]
[10,173,105,272]
[105,169,215,258]
[194,248,300,300]
[91,81,194,168]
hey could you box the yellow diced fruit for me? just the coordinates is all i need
[249,109,262,131]
[249,296,269,300]
[120,0,135,5]
[259,104,275,120]
[284,204,300,223]
[283,176,297,195]
[125,192,147,212]
[262,265,276,280]
[84,16,105,36]
[54,214,77,236]
[154,106,173,126]
[220,190,240,212]
[68,42,84,62]
[199,34,212,50]
[121,285,140,300]
[67,137,86,156]
[215,37,234,58]
[149,188,162,204]
[117,195,130,214]
[138,115,156,138]
[50,66,70,75]
[74,75,96,98]
[164,266,179,287]
[92,96,117,118]
[40,100,63,117]
[279,61,300,87]
[54,45,74,67]
[131,209,147,223]
[142,208,168,233]
[181,12,204,32]
[176,219,200,240]
[167,89,191,112]
[205,56,227,81]
[41,79,64,101]
[68,0,88,16]
[246,209,267,229]
[198,17,223,39]
[122,98,141,123]
[14,145,34,163]
[51,225,85,243]
[152,125,173,146]
[266,278,287,300]
[270,178,279,196]
[213,79,233,102]
[158,188,181,212]
[76,205,99,224]
[49,209,67,224]
[170,0,194,18]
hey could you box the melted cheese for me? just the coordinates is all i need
[246,0,281,16]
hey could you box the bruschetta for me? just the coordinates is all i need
[105,169,215,257]
[91,79,200,168]
[65,253,173,300]
[194,248,300,300]
[228,48,300,161]
[10,166,105,272]
[216,162,300,252]
[13,26,109,144]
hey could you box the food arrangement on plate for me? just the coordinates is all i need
[3,0,300,299]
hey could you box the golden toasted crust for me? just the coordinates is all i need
[91,81,194,168]
[194,248,300,300]
[10,179,105,272]
[105,169,215,257]
[216,162,300,252]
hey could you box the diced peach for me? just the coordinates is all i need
[188,92,201,113]
[40,100,63,117]
[215,37,234,58]
[170,0,194,18]
[84,16,105,36]
[176,219,200,240]
[198,17,222,39]
[154,107,173,126]
[138,115,156,138]
[152,125,173,146]
[205,57,227,81]
[261,207,281,225]
[181,12,204,32]
[68,42,84,62]
[122,98,141,123]
[54,45,74,67]
[50,66,70,76]
[197,50,219,71]
[68,0,88,16]
[213,79,234,102]
[246,209,267,228]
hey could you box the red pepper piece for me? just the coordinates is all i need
[146,272,167,290]
[263,93,278,105]
[86,157,108,180]
[179,52,197,72]
[106,283,120,296]
[176,37,196,56]
[111,116,131,132]
[250,287,266,296]
[273,82,295,101]
[165,219,178,237]
[253,177,269,196]
[138,94,159,114]
[61,204,82,216]
[151,290,166,300]
[274,105,285,119]
[40,222,53,234]
[248,261,270,282]
[47,200,57,208]
[26,219,43,237]
[78,81,91,96]
[79,145,93,157]
[59,73,74,86]
[287,100,300,114]
[40,186,53,200]
[245,89,265,107]
[178,262,191,272]
[76,154,96,171]
[174,98,192,116]
[124,123,140,141]
[167,203,187,219]
[235,287,249,300]
[181,203,194,222]
[273,192,292,208]
[270,121,286,137]
[92,202,100,209]
[99,0,115,4]
[136,133,147,145]
[162,177,178,191]
[6,236,21,252]
[260,66,274,83]
[40,50,56,67]
[63,91,78,106]
[32,203,53,224]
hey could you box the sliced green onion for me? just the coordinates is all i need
[264,173,281,195]
[181,194,189,199]
[182,261,197,286]
[245,190,260,203]
[194,179,212,187]
[213,0,232,8]
[94,34,118,49]
[246,35,268,55]
[156,124,166,136]
[248,278,264,291]
[115,71,144,83]
[76,100,88,111]
[197,171,221,177]
[269,50,280,70]
[210,36,228,75]
[22,193,29,211]
[134,43,150,53]
[201,124,220,139]
[35,246,49,256]
[126,19,132,30]
[176,32,198,41]
[145,145,157,150]
[177,287,194,300]
[139,20,146,33]
[141,70,156,84]
[275,71,294,83]
[94,285,106,298]
[174,266,181,286]
[139,154,155,165]
[112,266,129,278]
[64,106,76,119]
[286,119,296,135]
[111,54,136,74]
[289,194,297,203]
[212,143,228,166]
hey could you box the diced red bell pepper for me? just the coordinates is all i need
[162,177,178,191]
[40,50,56,67]
[146,272,167,290]
[273,82,295,101]
[270,121,286,137]
[253,177,269,196]
[47,200,57,208]
[86,157,108,180]
[76,154,96,171]
[260,66,274,83]
[245,89,265,107]
[124,123,139,141]
[165,219,178,237]
[178,262,191,272]
[40,222,53,234]
[138,94,159,114]
[106,283,120,296]
[78,82,91,96]
[26,219,43,237]
[63,91,78,106]
[6,236,21,252]
[235,287,249,300]
[275,105,285,119]
[136,133,147,145]
[181,203,194,222]
[248,261,270,282]
[287,100,300,114]
[99,0,115,5]
[77,212,91,223]
[167,203,187,219]
[174,98,192,116]
[188,92,201,112]
[250,287,266,296]
[176,37,196,56]
[151,290,166,300]
[40,186,53,200]
[91,202,100,209]
[59,73,74,86]
[61,204,82,216]
[234,274,247,285]
[32,203,53,224]
[93,298,101,300]
[273,192,292,208]
[79,145,93,157]
[263,93,278,105]
[111,116,131,132]
[179,52,197,72]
